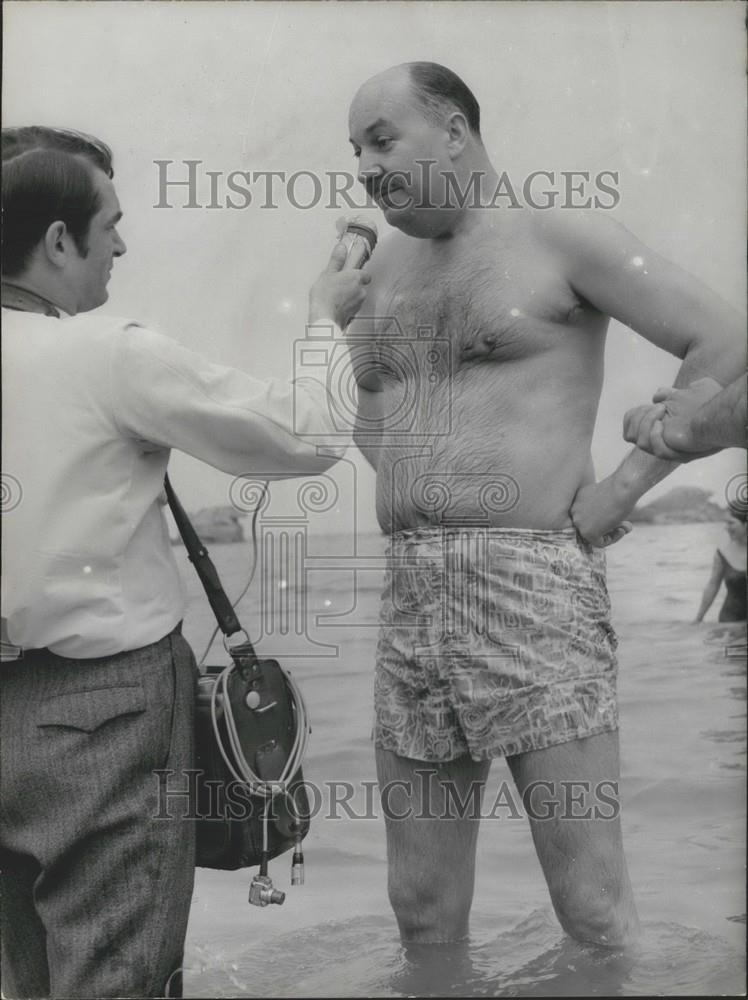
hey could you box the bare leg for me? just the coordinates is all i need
[376,748,491,943]
[506,731,640,948]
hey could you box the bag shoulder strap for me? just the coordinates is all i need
[164,474,243,638]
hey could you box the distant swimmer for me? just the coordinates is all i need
[693,506,747,626]
[345,61,746,951]
[624,374,747,461]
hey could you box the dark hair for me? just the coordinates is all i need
[406,62,481,137]
[1,127,114,277]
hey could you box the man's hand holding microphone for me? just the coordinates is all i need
[308,216,378,329]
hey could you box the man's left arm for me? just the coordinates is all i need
[542,211,746,544]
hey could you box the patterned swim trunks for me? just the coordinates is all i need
[374,526,619,762]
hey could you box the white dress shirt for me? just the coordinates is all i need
[1,308,348,657]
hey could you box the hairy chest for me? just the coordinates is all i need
[372,240,587,372]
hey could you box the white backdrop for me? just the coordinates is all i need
[3,1,745,526]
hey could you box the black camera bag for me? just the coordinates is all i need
[165,476,310,870]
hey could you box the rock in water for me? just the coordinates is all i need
[631,486,728,524]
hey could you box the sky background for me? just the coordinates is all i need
[3,1,745,533]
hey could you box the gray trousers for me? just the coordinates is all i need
[1,629,196,999]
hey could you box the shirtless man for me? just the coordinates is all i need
[346,62,745,949]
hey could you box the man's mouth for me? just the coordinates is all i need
[370,177,411,209]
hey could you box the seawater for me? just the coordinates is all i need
[179,522,745,997]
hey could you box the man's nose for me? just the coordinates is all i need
[357,159,382,187]
[113,230,127,257]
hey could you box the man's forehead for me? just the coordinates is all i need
[349,68,416,126]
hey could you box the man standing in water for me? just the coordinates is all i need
[346,63,745,948]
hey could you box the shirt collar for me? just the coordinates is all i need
[1,281,63,318]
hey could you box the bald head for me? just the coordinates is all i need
[353,62,481,138]
[348,62,488,239]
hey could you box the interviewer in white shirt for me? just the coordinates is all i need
[0,126,369,1000]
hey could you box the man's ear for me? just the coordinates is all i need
[43,221,69,269]
[446,112,469,159]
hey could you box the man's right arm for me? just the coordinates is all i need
[109,323,350,477]
[109,244,369,478]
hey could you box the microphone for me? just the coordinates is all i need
[336,215,378,270]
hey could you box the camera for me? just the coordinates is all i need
[293,318,452,440]
[248,874,286,907]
